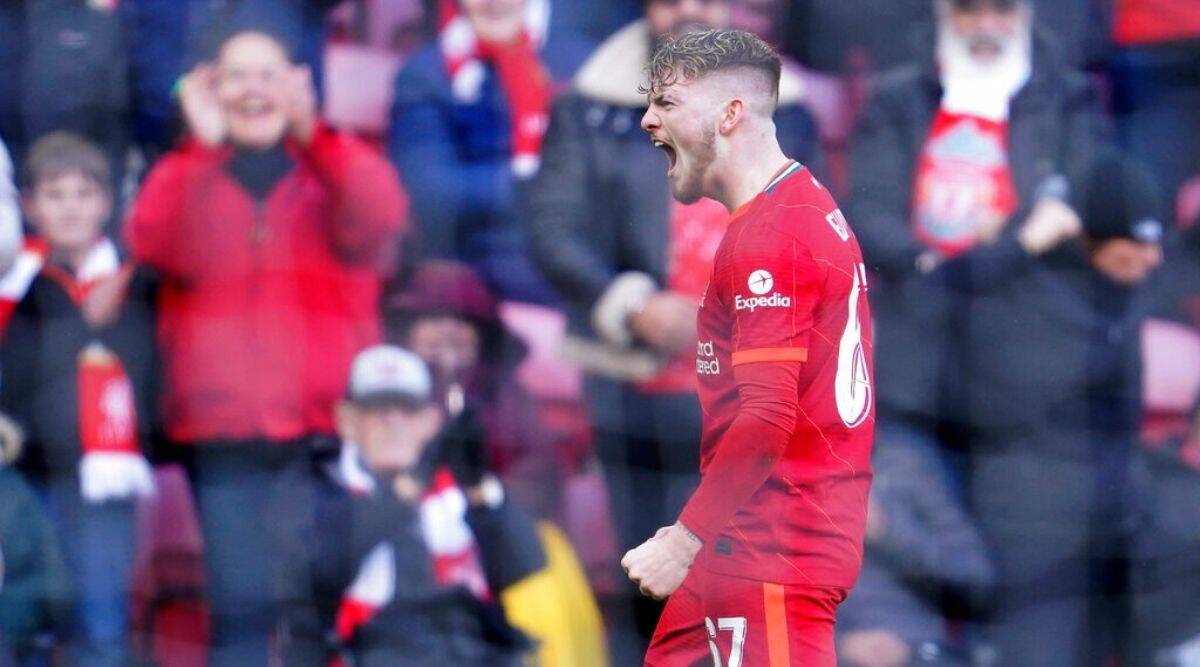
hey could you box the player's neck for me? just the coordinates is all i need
[712,137,789,214]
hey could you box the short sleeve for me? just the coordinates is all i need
[726,224,822,366]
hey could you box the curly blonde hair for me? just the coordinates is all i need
[643,29,782,101]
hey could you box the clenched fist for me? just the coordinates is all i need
[621,522,702,600]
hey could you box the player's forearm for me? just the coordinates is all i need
[678,415,789,543]
[678,362,801,543]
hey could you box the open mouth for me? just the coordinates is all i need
[237,96,274,118]
[653,139,678,175]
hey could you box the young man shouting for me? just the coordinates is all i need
[621,29,875,666]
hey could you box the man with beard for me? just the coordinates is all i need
[848,0,1108,435]
[844,0,1106,636]
[621,29,874,666]
[526,2,821,659]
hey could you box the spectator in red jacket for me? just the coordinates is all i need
[123,29,407,667]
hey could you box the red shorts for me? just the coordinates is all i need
[645,567,847,666]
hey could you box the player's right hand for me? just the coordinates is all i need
[621,523,701,600]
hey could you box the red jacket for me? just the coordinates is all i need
[125,124,407,444]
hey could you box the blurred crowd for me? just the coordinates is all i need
[0,0,1197,666]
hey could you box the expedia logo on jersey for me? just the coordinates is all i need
[734,269,791,313]
[696,340,720,376]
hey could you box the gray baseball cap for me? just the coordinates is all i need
[346,345,433,408]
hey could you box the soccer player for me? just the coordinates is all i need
[620,29,875,666]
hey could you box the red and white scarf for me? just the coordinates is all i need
[0,238,139,457]
[438,0,553,178]
[911,111,1019,256]
[334,445,491,644]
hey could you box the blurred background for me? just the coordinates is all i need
[0,0,1198,666]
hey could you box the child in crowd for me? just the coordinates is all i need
[0,132,158,666]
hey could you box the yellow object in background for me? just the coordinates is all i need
[502,522,609,667]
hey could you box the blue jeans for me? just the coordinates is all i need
[41,478,137,667]
[184,442,312,667]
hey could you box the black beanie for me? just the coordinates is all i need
[1082,151,1165,244]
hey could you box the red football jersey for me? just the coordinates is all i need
[692,162,875,587]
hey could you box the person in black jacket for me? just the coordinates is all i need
[0,132,157,667]
[525,1,823,659]
[956,151,1165,666]
[844,0,1108,531]
[275,345,545,667]
[837,428,995,667]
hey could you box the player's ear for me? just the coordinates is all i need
[719,98,745,136]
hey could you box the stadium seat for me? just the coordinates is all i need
[1142,318,1200,443]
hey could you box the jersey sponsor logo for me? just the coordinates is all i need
[835,263,872,427]
[736,269,791,312]
[826,209,851,242]
[696,340,721,376]
[747,269,773,295]
[734,293,792,312]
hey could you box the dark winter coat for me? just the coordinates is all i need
[275,450,545,667]
[840,426,993,651]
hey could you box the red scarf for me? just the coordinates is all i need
[77,343,139,456]
[912,110,1018,257]
[438,0,552,178]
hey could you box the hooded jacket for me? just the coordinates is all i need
[124,125,407,444]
